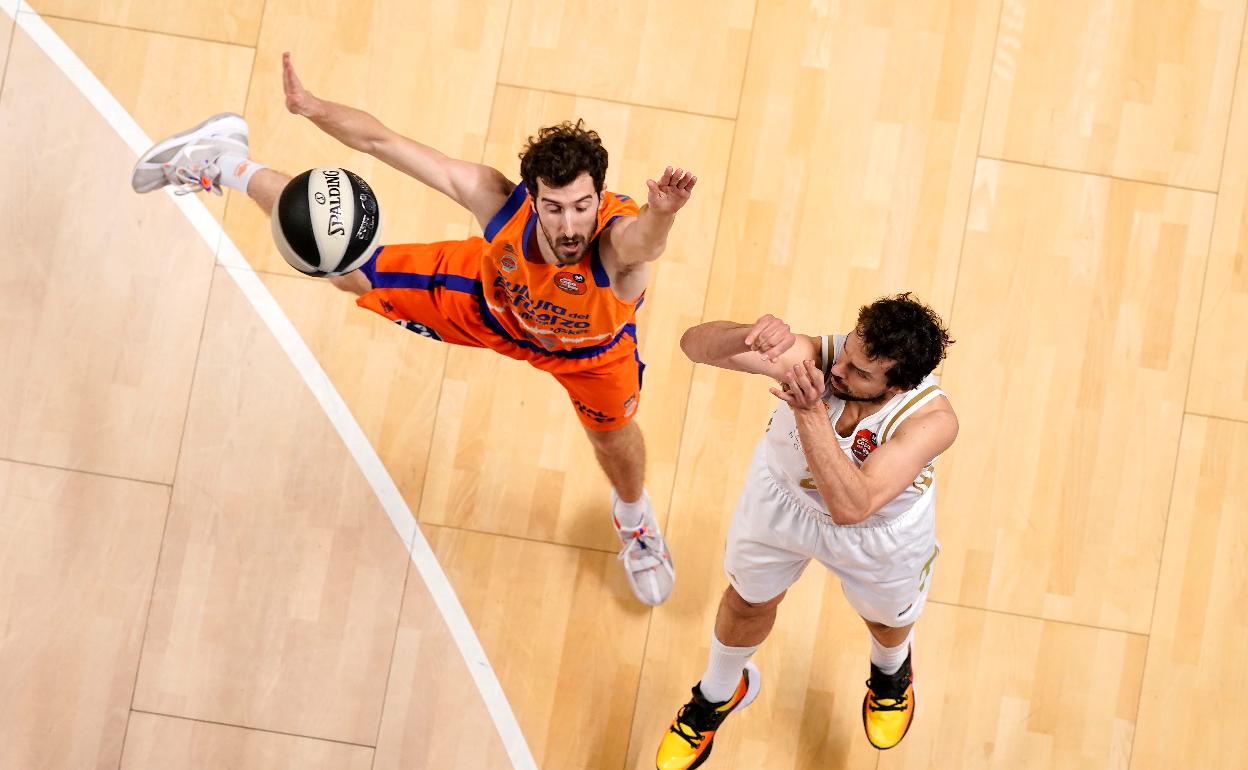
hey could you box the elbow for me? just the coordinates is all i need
[362,132,389,157]
[679,328,701,363]
[823,501,872,526]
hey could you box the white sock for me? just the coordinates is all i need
[613,490,648,530]
[870,630,913,675]
[217,153,266,194]
[699,633,759,703]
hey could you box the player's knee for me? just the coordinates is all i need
[725,585,785,615]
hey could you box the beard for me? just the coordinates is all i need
[827,376,891,403]
[538,219,590,265]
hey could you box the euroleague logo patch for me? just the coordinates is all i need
[851,429,878,462]
[499,254,519,273]
[554,271,587,295]
[623,394,638,418]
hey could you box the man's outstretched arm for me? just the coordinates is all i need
[680,315,820,380]
[281,53,512,227]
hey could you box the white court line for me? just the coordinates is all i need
[6,4,537,768]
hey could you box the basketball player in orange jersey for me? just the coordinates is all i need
[130,54,693,605]
[654,297,957,768]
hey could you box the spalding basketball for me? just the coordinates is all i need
[271,167,381,276]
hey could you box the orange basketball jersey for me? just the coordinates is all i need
[480,183,642,352]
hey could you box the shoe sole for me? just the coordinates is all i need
[131,112,248,192]
[680,662,761,770]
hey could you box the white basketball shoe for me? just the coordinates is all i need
[613,490,676,606]
[131,112,249,196]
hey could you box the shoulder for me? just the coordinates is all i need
[483,180,528,242]
[600,190,641,230]
[890,395,958,450]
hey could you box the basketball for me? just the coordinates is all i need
[271,167,381,276]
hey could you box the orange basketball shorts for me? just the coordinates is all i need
[354,240,644,431]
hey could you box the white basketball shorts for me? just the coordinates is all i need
[724,443,940,627]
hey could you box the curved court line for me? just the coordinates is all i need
[6,4,537,767]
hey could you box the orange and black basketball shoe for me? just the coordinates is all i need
[862,650,915,749]
[655,662,761,770]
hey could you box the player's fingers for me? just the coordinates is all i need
[762,327,787,351]
[744,316,772,347]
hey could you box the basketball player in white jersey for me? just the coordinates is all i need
[655,294,957,769]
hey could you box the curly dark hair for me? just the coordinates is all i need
[856,293,954,391]
[519,119,608,194]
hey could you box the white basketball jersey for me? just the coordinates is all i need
[763,334,945,523]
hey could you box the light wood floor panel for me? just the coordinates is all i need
[257,272,446,523]
[372,550,514,770]
[44,17,254,223]
[0,461,168,770]
[419,87,734,552]
[223,0,509,278]
[879,604,1145,770]
[703,0,1000,335]
[1132,417,1248,769]
[498,0,754,118]
[28,0,263,46]
[981,0,1245,189]
[408,524,652,770]
[120,712,372,770]
[1,7,12,74]
[132,267,409,746]
[937,160,1213,632]
[1188,29,1248,421]
[0,29,214,483]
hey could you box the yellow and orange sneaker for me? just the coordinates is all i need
[862,650,915,750]
[655,662,761,770]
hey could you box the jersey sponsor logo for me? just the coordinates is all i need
[554,271,587,295]
[499,254,518,273]
[491,276,593,333]
[851,428,878,462]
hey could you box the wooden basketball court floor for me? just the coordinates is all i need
[2,0,1247,768]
